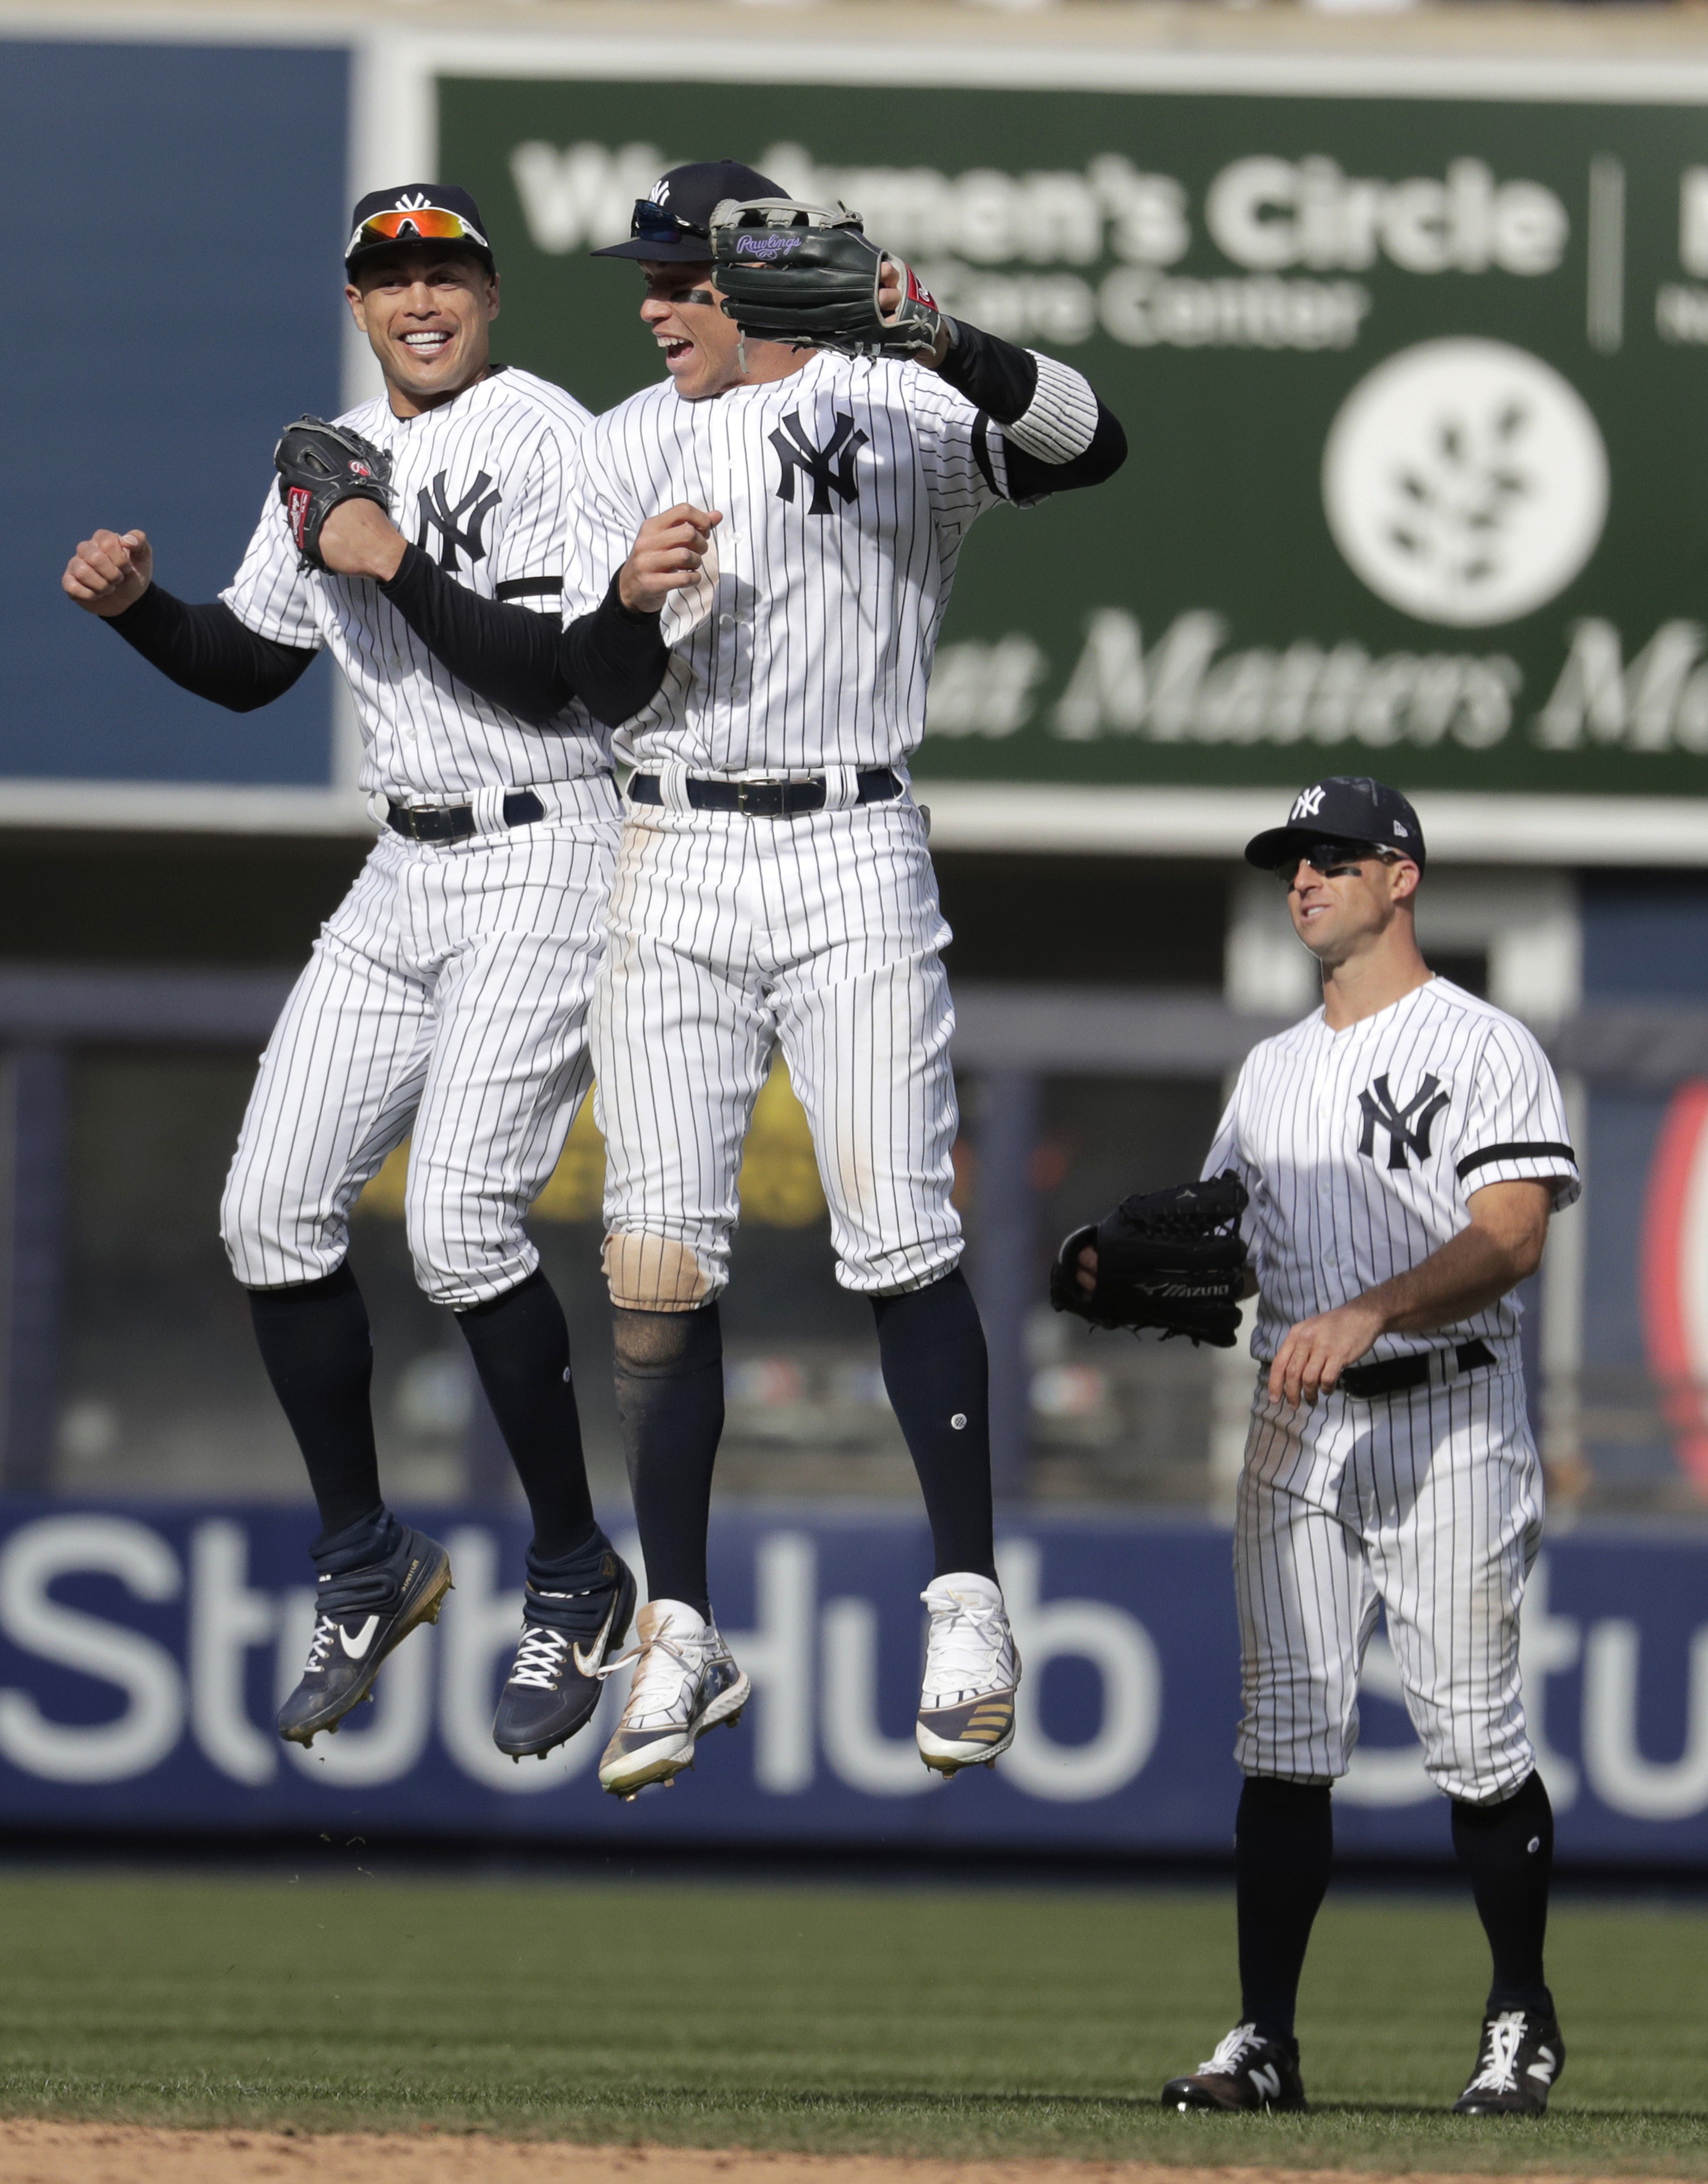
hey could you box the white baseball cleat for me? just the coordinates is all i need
[597,1599,751,1800]
[915,1572,1020,1775]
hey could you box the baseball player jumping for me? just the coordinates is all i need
[375,159,1127,1797]
[1066,776,1578,2117]
[61,185,701,1761]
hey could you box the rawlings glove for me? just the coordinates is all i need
[710,197,944,360]
[274,416,393,571]
[1049,1172,1250,1349]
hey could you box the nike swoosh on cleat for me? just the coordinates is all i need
[572,1596,621,1679]
[339,1615,381,1659]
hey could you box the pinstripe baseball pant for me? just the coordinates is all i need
[592,795,963,1307]
[1234,1363,1544,1805]
[222,781,619,1307]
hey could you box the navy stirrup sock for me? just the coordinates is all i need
[871,1269,996,1580]
[247,1262,384,1539]
[1235,1775,1334,2044]
[1452,1770,1555,2019]
[456,1269,597,1562]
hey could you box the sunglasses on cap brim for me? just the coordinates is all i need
[347,208,491,255]
[628,199,711,250]
[1273,841,1407,885]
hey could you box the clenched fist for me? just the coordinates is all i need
[618,505,722,615]
[63,529,153,618]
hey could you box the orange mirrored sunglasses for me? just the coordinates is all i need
[348,207,489,253]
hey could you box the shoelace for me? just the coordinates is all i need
[920,1587,1011,1701]
[1199,2024,1265,2076]
[1466,2012,1527,2095]
[600,1627,710,1723]
[302,1615,337,1675]
[508,1624,570,1692]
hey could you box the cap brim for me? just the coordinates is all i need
[1243,825,1424,870]
[592,236,713,261]
[346,238,494,273]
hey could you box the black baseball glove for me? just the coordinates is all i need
[274,416,393,571]
[1049,1172,1250,1349]
[710,197,944,359]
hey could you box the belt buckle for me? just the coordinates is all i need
[733,781,759,817]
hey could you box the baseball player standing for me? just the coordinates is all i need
[1145,777,1578,2116]
[61,185,699,1761]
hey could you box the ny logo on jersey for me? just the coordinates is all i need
[416,469,501,572]
[1358,1072,1451,1171]
[770,410,869,516]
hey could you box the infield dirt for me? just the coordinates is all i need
[0,2127,1664,2184]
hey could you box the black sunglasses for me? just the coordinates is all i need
[1273,841,1404,886]
[629,199,710,248]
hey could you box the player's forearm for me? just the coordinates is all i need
[1359,1224,1539,1338]
[379,544,571,728]
[379,545,668,732]
[105,587,316,713]
[561,584,670,729]
[933,321,1127,494]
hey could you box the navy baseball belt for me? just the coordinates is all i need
[626,768,902,818]
[1339,1338,1496,1401]
[385,789,545,843]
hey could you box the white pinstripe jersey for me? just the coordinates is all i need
[1206,977,1580,1367]
[559,351,1014,774]
[221,367,605,800]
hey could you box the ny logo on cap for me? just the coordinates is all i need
[1358,1073,1450,1172]
[651,177,671,204]
[770,409,869,516]
[416,469,502,572]
[1291,785,1327,821]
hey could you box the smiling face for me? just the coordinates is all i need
[346,246,498,415]
[1283,845,1420,967]
[638,260,809,401]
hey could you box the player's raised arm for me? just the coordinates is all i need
[60,524,318,713]
[877,261,1126,499]
[709,198,1127,500]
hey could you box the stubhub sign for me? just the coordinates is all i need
[0,1500,1704,1862]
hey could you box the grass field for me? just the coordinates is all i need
[0,1870,1703,2172]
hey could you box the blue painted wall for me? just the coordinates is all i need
[2,40,348,787]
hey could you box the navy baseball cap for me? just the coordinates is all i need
[594,160,786,261]
[1244,776,1426,871]
[346,185,495,274]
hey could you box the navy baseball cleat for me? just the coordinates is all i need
[1453,2009,1565,2115]
[278,1523,452,1747]
[493,1536,637,1761]
[1162,2024,1309,2112]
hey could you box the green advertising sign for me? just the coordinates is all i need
[440,66,1708,800]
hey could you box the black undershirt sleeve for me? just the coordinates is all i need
[378,543,668,731]
[105,586,318,713]
[934,318,1128,502]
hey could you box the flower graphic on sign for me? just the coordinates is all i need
[1322,339,1608,628]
